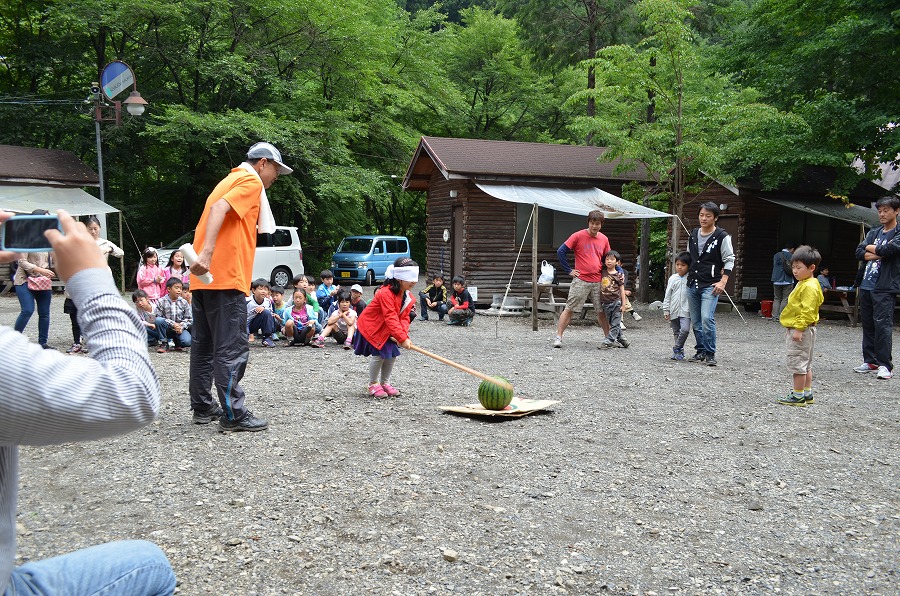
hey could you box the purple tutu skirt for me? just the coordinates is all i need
[352,332,400,358]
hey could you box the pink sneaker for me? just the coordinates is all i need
[368,383,388,398]
[381,382,400,397]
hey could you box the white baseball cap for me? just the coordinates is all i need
[247,142,293,175]
[350,284,363,293]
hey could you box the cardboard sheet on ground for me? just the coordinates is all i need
[439,396,559,418]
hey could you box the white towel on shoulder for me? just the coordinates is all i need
[238,162,276,234]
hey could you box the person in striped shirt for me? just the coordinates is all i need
[0,209,175,594]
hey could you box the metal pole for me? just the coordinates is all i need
[95,118,105,204]
[119,212,125,294]
[531,203,539,331]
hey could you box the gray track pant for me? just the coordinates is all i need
[189,289,251,421]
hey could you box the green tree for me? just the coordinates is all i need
[439,7,578,140]
[570,0,808,271]
[498,0,638,122]
[717,0,900,187]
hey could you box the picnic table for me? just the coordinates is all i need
[520,283,596,323]
[820,288,857,326]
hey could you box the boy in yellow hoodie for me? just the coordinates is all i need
[778,245,824,406]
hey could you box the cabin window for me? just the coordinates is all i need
[516,204,554,246]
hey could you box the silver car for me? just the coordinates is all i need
[157,226,304,289]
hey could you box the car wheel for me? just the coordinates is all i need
[271,266,292,289]
[365,269,376,286]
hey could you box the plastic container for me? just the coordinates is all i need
[760,300,773,318]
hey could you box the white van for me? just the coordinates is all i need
[157,226,304,288]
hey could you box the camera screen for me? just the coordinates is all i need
[3,217,58,250]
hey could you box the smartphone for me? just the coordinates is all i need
[0,215,61,252]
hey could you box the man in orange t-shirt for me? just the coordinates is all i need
[188,142,292,432]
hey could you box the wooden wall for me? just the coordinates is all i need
[424,175,638,304]
[683,183,867,302]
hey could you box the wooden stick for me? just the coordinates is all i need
[409,344,513,391]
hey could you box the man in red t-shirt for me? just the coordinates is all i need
[552,210,611,348]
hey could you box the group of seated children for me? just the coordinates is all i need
[246,272,369,348]
[418,274,475,326]
[132,276,193,353]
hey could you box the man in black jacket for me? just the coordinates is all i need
[854,195,900,380]
[686,202,736,367]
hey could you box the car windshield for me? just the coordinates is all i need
[162,230,195,250]
[338,238,374,253]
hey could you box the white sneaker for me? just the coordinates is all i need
[877,365,893,380]
[552,336,562,348]
[631,311,642,321]
[620,321,627,330]
[853,363,878,373]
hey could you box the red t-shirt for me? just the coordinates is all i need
[564,229,610,283]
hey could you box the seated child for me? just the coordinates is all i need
[447,275,475,326]
[132,289,164,347]
[598,251,629,348]
[270,285,290,340]
[662,251,692,360]
[419,273,448,321]
[817,266,834,291]
[247,278,277,348]
[322,290,358,349]
[181,281,192,305]
[349,283,367,316]
[316,269,341,313]
[284,289,323,347]
[153,277,192,353]
[300,275,325,324]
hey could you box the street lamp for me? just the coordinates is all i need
[91,61,148,203]
[91,60,147,292]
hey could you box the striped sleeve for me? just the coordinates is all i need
[0,267,160,447]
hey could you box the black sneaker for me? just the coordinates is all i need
[192,405,224,424]
[706,355,718,366]
[617,336,630,348]
[778,394,806,407]
[687,352,706,363]
[219,412,269,433]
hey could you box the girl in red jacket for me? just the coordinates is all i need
[353,257,418,398]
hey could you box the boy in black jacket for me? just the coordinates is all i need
[854,195,900,380]
[419,273,448,321]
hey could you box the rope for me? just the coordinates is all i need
[494,205,535,338]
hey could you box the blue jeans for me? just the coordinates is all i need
[155,317,192,347]
[145,323,165,346]
[419,296,448,320]
[687,285,719,355]
[14,283,52,346]
[4,539,175,595]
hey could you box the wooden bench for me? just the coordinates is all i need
[820,288,856,326]
[522,283,595,323]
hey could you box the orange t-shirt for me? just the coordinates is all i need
[190,167,261,294]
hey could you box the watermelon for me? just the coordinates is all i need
[478,376,514,410]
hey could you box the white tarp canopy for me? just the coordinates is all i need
[758,196,879,227]
[0,185,119,216]
[475,183,672,219]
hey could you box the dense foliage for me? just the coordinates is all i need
[0,0,895,284]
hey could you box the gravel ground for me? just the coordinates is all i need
[7,286,898,595]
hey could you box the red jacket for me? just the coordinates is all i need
[356,285,414,349]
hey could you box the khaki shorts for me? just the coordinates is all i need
[565,277,601,313]
[785,326,816,374]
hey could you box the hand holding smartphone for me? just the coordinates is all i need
[0,214,62,252]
